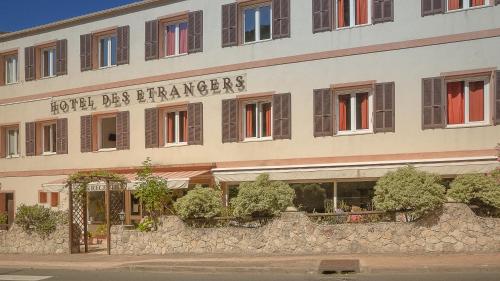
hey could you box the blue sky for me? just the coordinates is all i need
[0,0,140,32]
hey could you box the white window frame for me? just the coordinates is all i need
[98,35,117,68]
[6,128,19,158]
[41,47,56,78]
[164,110,188,147]
[242,100,273,141]
[243,3,273,44]
[336,0,372,29]
[5,55,18,84]
[445,77,490,128]
[446,0,490,12]
[98,116,117,151]
[42,123,57,155]
[163,21,188,57]
[335,88,373,135]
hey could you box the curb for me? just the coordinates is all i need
[122,265,318,274]
[362,265,500,273]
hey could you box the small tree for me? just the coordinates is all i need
[15,204,67,237]
[448,173,500,209]
[293,183,326,212]
[373,166,446,221]
[174,186,223,220]
[231,174,295,218]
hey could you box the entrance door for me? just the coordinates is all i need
[0,192,14,230]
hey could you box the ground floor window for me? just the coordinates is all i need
[337,181,375,212]
[291,183,334,213]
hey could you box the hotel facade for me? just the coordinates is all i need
[0,0,499,225]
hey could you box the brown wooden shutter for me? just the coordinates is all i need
[374,82,395,133]
[25,122,36,156]
[116,111,130,150]
[422,77,445,129]
[273,93,292,140]
[116,26,130,65]
[80,115,93,153]
[39,192,48,204]
[222,3,238,47]
[422,0,445,17]
[373,0,394,24]
[55,39,68,76]
[145,20,159,60]
[188,10,203,53]
[56,118,68,154]
[273,0,291,39]
[0,127,6,158]
[222,99,238,143]
[188,103,203,145]
[495,70,500,125]
[145,108,159,148]
[313,89,334,137]
[0,55,5,86]
[50,192,59,207]
[24,47,35,81]
[312,0,333,33]
[80,34,92,71]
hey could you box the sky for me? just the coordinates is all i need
[0,0,140,33]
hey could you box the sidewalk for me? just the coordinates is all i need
[0,252,499,274]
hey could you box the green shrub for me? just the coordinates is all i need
[373,166,446,220]
[0,212,7,224]
[231,174,295,218]
[292,183,326,212]
[137,217,154,232]
[174,186,223,220]
[15,204,67,237]
[448,173,500,209]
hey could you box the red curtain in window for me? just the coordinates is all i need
[339,96,349,131]
[246,104,255,138]
[447,81,465,125]
[166,25,176,56]
[182,112,188,141]
[471,0,485,7]
[263,104,272,137]
[469,81,484,122]
[448,0,461,10]
[356,0,368,25]
[167,113,175,143]
[179,24,188,54]
[338,0,346,28]
[360,93,369,129]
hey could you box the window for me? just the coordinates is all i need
[164,22,188,57]
[447,0,488,11]
[243,3,272,43]
[6,128,19,157]
[446,78,489,126]
[42,123,57,154]
[99,116,117,149]
[5,55,18,84]
[99,35,117,68]
[337,91,372,133]
[337,0,370,28]
[165,110,188,145]
[337,181,376,211]
[41,47,56,78]
[243,101,272,140]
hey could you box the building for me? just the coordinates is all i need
[0,0,499,225]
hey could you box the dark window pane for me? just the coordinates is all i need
[110,36,117,66]
[260,5,271,40]
[244,8,256,42]
[179,111,187,142]
[101,117,117,149]
[337,181,376,211]
[356,92,369,130]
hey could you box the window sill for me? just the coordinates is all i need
[5,81,19,86]
[164,142,188,148]
[446,122,491,129]
[336,130,373,136]
[98,65,117,70]
[97,148,117,152]
[42,152,57,156]
[336,23,371,31]
[162,53,188,59]
[243,38,273,45]
[5,154,20,159]
[243,137,273,142]
[40,75,56,80]
[446,5,491,14]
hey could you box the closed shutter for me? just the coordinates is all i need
[273,93,292,139]
[422,0,445,17]
[116,26,130,65]
[80,34,92,71]
[50,192,59,207]
[312,0,333,33]
[222,99,239,143]
[222,3,238,47]
[495,71,500,125]
[56,118,68,154]
[145,108,159,148]
[39,192,48,204]
[55,39,67,76]
[24,47,35,81]
[374,82,395,133]
[145,20,159,60]
[188,103,203,145]
[188,10,203,53]
[422,77,445,129]
[372,0,394,24]
[272,0,291,39]
[313,88,334,137]
[80,115,93,153]
[25,122,36,156]
[116,111,130,150]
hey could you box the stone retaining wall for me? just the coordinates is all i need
[111,203,500,255]
[0,224,69,254]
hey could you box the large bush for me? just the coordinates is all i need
[373,166,446,220]
[231,174,295,218]
[15,204,67,237]
[174,186,223,220]
[447,173,500,209]
[292,183,326,212]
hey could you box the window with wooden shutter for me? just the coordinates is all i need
[55,39,67,76]
[188,10,203,53]
[313,88,334,137]
[272,0,291,39]
[188,103,203,145]
[39,191,48,204]
[372,0,394,24]
[312,0,333,33]
[80,115,93,153]
[25,122,36,156]
[222,3,238,47]
[373,82,395,133]
[273,93,292,139]
[116,26,130,65]
[24,46,35,81]
[145,20,159,60]
[116,111,130,150]
[421,0,445,17]
[50,192,59,207]
[422,77,445,129]
[80,34,92,71]
[56,118,68,154]
[495,71,500,125]
[222,99,239,143]
[145,108,159,148]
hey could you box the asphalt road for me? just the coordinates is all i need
[0,268,499,281]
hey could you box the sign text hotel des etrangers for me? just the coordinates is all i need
[50,74,246,115]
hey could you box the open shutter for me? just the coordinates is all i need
[24,46,35,81]
[0,127,6,158]
[312,0,333,33]
[273,93,292,140]
[495,71,500,125]
[372,0,394,24]
[116,26,130,65]
[313,89,334,137]
[222,99,238,143]
[188,10,203,53]
[145,20,159,60]
[116,111,130,150]
[80,115,92,153]
[25,122,36,156]
[374,82,395,133]
[222,3,238,47]
[188,103,203,145]
[422,77,445,129]
[422,0,445,17]
[145,108,159,148]
[80,34,92,71]
[0,55,5,86]
[56,118,68,154]
[273,0,291,39]
[55,39,67,76]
